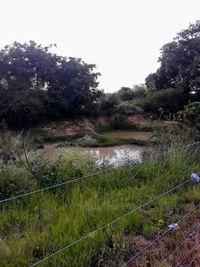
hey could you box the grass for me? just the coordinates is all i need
[90,136,149,147]
[0,144,200,266]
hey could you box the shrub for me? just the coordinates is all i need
[117,101,144,115]
[142,88,186,117]
[30,150,96,188]
[0,164,36,199]
[177,102,200,128]
[0,127,23,164]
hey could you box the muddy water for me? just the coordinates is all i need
[41,144,144,167]
[39,131,152,166]
[81,145,144,166]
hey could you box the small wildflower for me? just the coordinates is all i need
[168,223,179,231]
[191,173,200,182]
[156,218,164,226]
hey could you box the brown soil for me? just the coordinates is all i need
[127,115,148,125]
[33,118,96,138]
[32,116,180,140]
[123,219,200,267]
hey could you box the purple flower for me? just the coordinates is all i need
[191,173,200,182]
[168,223,179,231]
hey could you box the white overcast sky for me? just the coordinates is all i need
[0,0,200,92]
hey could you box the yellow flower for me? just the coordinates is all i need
[156,218,164,226]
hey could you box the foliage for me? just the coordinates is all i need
[96,136,120,146]
[0,164,36,199]
[117,101,144,115]
[32,151,96,188]
[177,102,200,129]
[145,20,200,112]
[117,85,146,101]
[0,41,101,128]
[0,124,23,163]
[96,118,138,133]
[117,87,134,101]
[96,93,119,116]
[141,88,186,117]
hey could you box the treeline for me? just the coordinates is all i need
[105,20,200,120]
[1,20,200,128]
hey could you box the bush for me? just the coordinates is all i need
[116,101,144,115]
[30,150,96,188]
[95,117,138,133]
[0,127,23,164]
[177,102,200,128]
[142,88,187,117]
[0,164,36,199]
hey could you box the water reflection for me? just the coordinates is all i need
[81,145,143,167]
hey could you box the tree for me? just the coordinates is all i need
[98,93,119,115]
[0,41,101,127]
[0,41,58,92]
[132,84,147,98]
[145,20,200,104]
[48,57,101,115]
[142,88,186,116]
[117,87,133,101]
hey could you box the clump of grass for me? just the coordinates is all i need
[95,136,120,146]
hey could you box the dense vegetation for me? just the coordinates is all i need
[0,41,101,128]
[1,21,200,128]
[99,20,200,120]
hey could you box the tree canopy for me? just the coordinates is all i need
[145,20,200,113]
[0,41,101,128]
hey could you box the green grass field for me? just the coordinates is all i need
[0,144,200,266]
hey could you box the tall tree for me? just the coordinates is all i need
[0,41,101,127]
[145,20,200,102]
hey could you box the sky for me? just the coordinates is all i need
[0,0,200,92]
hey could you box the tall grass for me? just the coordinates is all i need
[0,139,200,266]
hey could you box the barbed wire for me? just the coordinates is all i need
[30,178,192,266]
[122,201,200,266]
[1,141,200,204]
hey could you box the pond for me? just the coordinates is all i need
[38,131,154,166]
[40,144,144,167]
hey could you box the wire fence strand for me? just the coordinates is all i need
[30,178,191,266]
